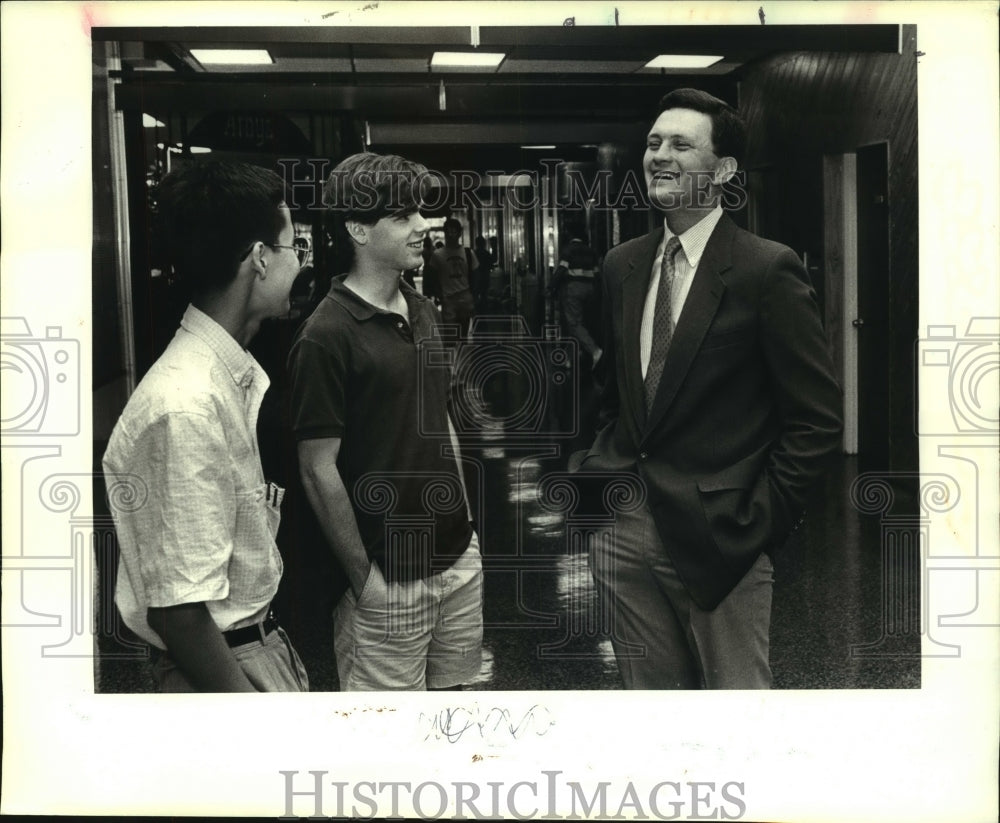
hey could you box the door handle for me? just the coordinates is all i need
[852,318,865,328]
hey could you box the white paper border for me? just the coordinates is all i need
[2,2,997,821]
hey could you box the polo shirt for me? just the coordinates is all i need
[288,275,473,581]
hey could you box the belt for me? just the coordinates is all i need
[223,611,279,648]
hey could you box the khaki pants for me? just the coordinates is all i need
[152,627,309,692]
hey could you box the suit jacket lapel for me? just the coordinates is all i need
[644,214,735,435]
[620,227,664,431]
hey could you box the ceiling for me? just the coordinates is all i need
[103,24,899,108]
[99,24,900,172]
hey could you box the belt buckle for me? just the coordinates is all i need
[261,609,277,639]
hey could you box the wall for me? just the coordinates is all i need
[739,25,919,473]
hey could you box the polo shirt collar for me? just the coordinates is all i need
[179,304,259,389]
[327,274,428,321]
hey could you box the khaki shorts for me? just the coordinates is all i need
[334,534,484,690]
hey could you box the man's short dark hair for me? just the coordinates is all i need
[322,152,428,273]
[156,160,288,296]
[443,217,463,232]
[656,88,747,167]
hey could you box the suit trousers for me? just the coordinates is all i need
[590,502,773,689]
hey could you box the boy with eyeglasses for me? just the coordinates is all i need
[103,160,309,692]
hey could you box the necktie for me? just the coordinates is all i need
[644,235,682,414]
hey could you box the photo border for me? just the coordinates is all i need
[2,2,997,820]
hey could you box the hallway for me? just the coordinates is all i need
[95,314,920,693]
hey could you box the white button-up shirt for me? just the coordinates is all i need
[103,305,282,649]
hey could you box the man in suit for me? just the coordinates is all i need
[573,88,843,689]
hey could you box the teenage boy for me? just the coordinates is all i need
[289,152,483,691]
[103,161,309,692]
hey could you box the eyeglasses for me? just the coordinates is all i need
[268,241,310,268]
[241,239,311,268]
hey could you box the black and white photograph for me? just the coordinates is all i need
[1,1,997,821]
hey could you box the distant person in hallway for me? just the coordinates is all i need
[423,217,480,340]
[552,226,603,370]
[472,234,494,309]
[289,152,483,691]
[571,88,843,689]
[103,161,309,692]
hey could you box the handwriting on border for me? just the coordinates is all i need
[418,703,554,745]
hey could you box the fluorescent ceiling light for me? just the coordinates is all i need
[431,51,505,68]
[190,49,273,66]
[189,146,212,154]
[644,55,724,69]
[143,114,165,128]
[521,145,556,150]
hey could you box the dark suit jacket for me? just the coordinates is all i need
[575,213,843,609]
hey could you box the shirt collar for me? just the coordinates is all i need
[327,274,429,321]
[179,304,261,390]
[662,205,724,268]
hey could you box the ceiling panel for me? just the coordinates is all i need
[498,59,648,74]
[97,23,901,53]
[369,121,643,145]
[353,58,430,73]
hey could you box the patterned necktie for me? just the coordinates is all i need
[644,235,683,414]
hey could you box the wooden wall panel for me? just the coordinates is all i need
[739,25,919,473]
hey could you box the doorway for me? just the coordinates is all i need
[856,142,891,472]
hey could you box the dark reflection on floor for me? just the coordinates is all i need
[96,314,919,692]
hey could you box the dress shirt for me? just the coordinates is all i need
[103,305,282,649]
[640,206,724,378]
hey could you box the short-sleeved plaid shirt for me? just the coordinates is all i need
[103,305,282,650]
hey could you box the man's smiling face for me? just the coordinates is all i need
[643,107,723,214]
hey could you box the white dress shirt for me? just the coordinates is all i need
[640,206,724,378]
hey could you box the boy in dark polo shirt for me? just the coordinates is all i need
[288,152,483,691]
